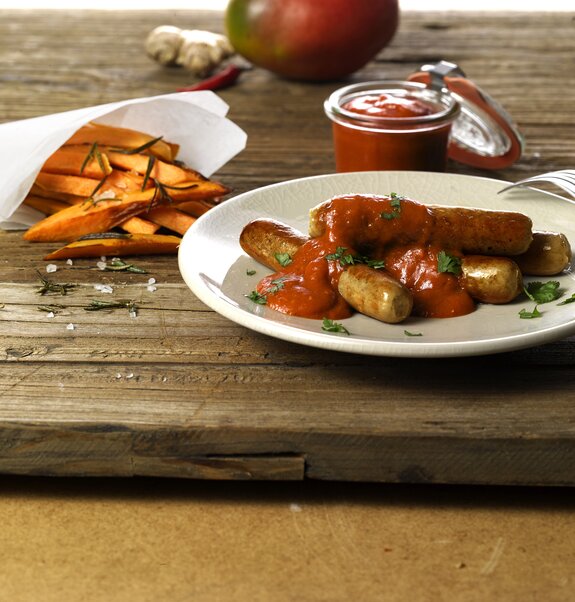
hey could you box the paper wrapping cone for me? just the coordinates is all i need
[0,91,247,229]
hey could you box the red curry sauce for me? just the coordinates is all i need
[342,94,435,119]
[257,194,475,320]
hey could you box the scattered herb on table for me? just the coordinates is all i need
[102,258,147,274]
[404,330,423,337]
[84,299,138,314]
[246,269,257,276]
[38,304,65,313]
[36,271,77,296]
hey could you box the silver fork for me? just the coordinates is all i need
[498,169,575,200]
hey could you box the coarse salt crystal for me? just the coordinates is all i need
[66,323,75,331]
[66,259,74,266]
[129,310,137,319]
[46,312,55,319]
[46,264,57,273]
[147,285,157,292]
[94,284,113,294]
[97,261,107,270]
[147,278,156,285]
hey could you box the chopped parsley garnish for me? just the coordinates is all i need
[325,246,384,269]
[246,269,256,276]
[404,330,423,337]
[246,290,267,304]
[524,280,562,304]
[558,293,575,306]
[437,251,462,275]
[380,193,403,220]
[267,277,287,294]
[519,306,542,319]
[321,318,350,335]
[365,258,386,269]
[325,246,356,265]
[274,252,292,267]
[246,277,287,305]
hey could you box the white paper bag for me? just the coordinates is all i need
[0,91,247,229]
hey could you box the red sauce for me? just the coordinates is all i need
[331,92,454,173]
[343,94,435,119]
[257,194,475,320]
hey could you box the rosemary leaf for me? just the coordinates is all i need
[38,304,65,313]
[142,155,156,191]
[103,259,147,274]
[109,136,164,156]
[84,299,138,313]
[36,271,77,296]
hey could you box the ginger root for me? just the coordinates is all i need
[145,26,235,77]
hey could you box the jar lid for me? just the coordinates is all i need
[408,61,524,169]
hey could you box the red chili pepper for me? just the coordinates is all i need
[177,64,244,92]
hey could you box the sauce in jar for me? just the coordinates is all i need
[343,93,435,119]
[324,81,460,173]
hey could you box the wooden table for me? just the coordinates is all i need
[1,8,575,602]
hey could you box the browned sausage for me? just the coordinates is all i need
[429,205,532,256]
[460,256,523,304]
[240,218,307,270]
[338,264,413,324]
[309,196,533,256]
[240,217,527,310]
[515,231,572,276]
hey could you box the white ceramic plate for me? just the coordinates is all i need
[178,171,575,358]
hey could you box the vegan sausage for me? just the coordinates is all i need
[240,218,307,270]
[460,256,524,304]
[309,196,533,256]
[515,231,572,276]
[338,264,414,324]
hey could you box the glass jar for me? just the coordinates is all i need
[324,81,460,173]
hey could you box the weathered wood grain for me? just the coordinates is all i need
[0,9,574,483]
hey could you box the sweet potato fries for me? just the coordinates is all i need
[23,122,230,259]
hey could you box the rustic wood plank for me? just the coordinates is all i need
[0,9,574,483]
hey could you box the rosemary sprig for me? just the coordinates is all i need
[36,271,77,296]
[84,299,138,313]
[81,142,107,175]
[38,303,66,313]
[141,155,156,191]
[148,180,199,209]
[88,175,109,200]
[103,258,147,274]
[109,136,164,156]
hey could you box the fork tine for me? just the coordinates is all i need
[498,168,575,199]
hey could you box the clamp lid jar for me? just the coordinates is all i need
[324,80,460,173]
